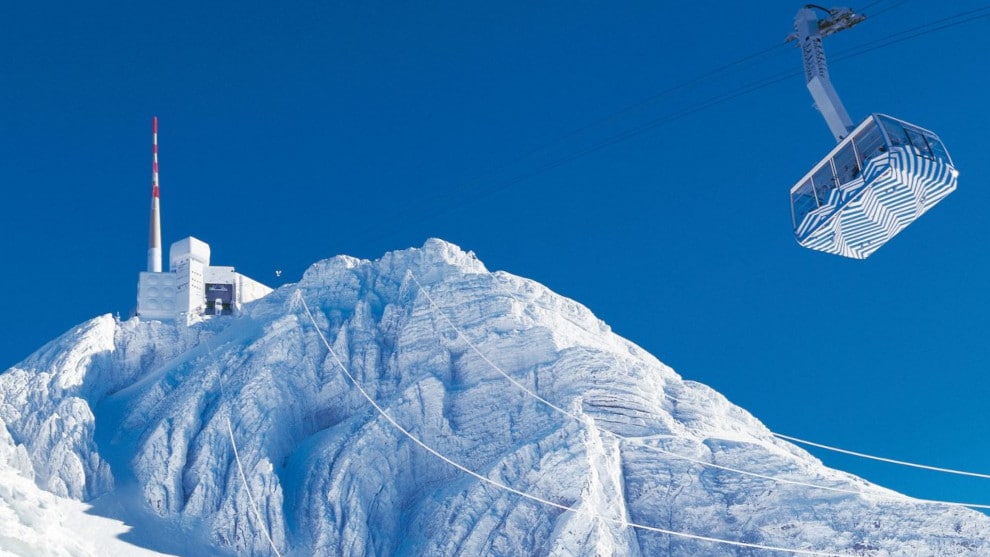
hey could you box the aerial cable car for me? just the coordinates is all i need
[787,5,958,259]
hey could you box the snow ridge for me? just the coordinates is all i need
[1,238,990,556]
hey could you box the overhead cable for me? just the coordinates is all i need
[296,290,860,557]
[409,273,990,510]
[366,5,988,242]
[775,433,990,480]
[209,342,285,557]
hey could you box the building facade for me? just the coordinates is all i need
[137,236,273,324]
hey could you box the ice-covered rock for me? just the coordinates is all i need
[1,238,989,556]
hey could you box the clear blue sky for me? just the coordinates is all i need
[2,1,989,512]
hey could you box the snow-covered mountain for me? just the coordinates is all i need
[1,239,988,556]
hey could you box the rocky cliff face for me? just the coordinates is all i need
[2,239,988,556]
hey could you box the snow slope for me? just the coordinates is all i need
[0,414,189,557]
[1,238,989,556]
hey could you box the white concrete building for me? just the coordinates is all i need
[137,236,273,324]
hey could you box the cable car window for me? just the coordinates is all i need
[792,180,818,228]
[852,120,885,165]
[878,115,910,149]
[904,127,934,159]
[924,132,949,161]
[833,141,859,184]
[812,162,837,205]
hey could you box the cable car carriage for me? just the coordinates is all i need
[788,6,958,259]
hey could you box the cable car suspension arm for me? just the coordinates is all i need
[788,5,866,142]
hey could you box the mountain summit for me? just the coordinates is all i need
[1,239,988,556]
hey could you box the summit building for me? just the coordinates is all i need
[135,117,272,324]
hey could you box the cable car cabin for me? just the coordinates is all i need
[790,114,958,259]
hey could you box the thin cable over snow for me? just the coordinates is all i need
[409,273,990,510]
[408,273,583,422]
[407,274,864,496]
[224,418,283,557]
[296,290,859,557]
[210,344,284,557]
[774,433,990,480]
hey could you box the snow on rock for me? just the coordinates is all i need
[1,238,989,556]
[0,316,117,499]
[0,428,90,557]
[0,415,181,557]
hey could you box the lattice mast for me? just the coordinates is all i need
[790,5,866,142]
[148,116,162,273]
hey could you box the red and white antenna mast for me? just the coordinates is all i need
[148,116,163,272]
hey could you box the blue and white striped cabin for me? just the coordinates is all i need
[790,114,958,259]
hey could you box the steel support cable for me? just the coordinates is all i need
[408,273,583,423]
[364,0,907,246]
[208,341,284,557]
[380,65,802,246]
[864,0,909,19]
[831,5,990,62]
[407,273,990,510]
[659,394,990,507]
[659,386,990,482]
[817,0,907,21]
[858,0,886,9]
[364,5,988,244]
[857,0,905,13]
[613,360,990,491]
[413,265,881,494]
[519,41,789,162]
[363,66,800,245]
[775,433,990,480]
[360,39,791,244]
[295,290,859,557]
[471,40,791,188]
[492,5,990,195]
